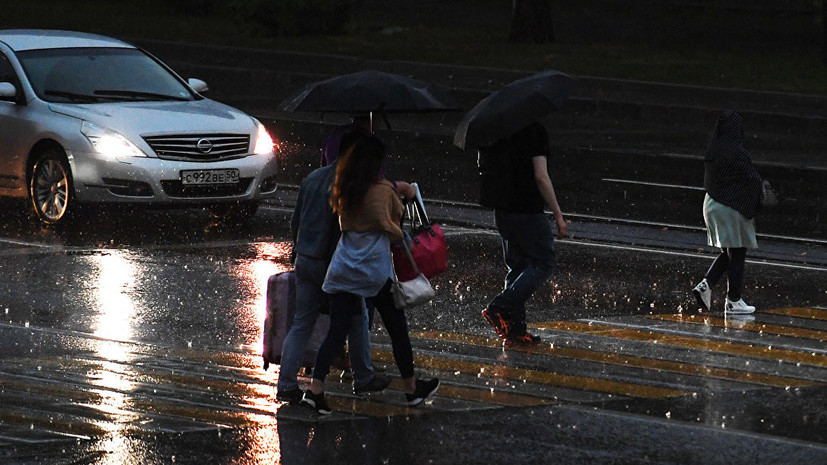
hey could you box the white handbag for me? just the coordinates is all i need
[391,238,435,310]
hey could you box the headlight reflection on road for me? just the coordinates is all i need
[233,242,292,354]
[87,251,145,465]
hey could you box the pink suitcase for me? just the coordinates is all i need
[262,271,330,370]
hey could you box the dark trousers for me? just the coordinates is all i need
[489,211,557,330]
[367,280,415,379]
[705,248,747,300]
[312,292,363,382]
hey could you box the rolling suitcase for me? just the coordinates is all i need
[262,271,330,370]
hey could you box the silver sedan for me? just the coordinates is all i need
[0,29,278,225]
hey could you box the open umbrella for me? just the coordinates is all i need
[280,69,458,118]
[453,69,576,150]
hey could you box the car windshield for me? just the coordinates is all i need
[16,47,196,103]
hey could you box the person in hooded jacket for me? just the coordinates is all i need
[692,111,763,315]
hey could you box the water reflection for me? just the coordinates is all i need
[88,251,144,465]
[232,242,292,353]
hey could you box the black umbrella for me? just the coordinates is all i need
[281,69,458,116]
[453,69,576,150]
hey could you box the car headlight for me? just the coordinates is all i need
[253,123,275,155]
[81,121,145,158]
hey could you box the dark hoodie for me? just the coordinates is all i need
[703,111,763,219]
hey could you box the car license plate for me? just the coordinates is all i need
[180,169,240,186]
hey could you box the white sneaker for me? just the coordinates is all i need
[692,279,711,311]
[725,298,755,315]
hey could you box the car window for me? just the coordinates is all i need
[15,47,196,103]
[0,53,17,83]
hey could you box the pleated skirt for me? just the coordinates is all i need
[703,194,758,249]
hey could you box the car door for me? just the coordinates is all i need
[0,51,36,196]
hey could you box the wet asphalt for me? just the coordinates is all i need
[1,44,826,465]
[0,195,825,464]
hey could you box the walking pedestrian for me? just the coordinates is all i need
[692,111,762,315]
[478,121,567,346]
[300,135,439,414]
[276,130,389,405]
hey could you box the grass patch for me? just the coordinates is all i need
[1,0,824,95]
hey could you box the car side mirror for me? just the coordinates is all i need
[0,82,17,100]
[187,78,209,94]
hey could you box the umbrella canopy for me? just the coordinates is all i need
[280,70,459,114]
[453,70,576,150]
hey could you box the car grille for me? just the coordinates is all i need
[143,134,250,161]
[160,178,254,198]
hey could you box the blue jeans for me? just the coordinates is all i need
[489,211,557,316]
[277,254,373,391]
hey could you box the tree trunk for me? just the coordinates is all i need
[509,0,555,44]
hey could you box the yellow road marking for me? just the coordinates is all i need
[649,314,827,342]
[410,331,816,388]
[762,307,827,321]
[373,347,686,399]
[535,321,827,367]
[377,358,555,407]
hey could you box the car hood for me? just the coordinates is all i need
[48,98,258,137]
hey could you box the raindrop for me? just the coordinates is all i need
[665,412,671,419]
[24,321,29,328]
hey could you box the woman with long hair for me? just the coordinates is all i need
[301,135,439,414]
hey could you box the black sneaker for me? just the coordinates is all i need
[300,390,333,415]
[353,374,391,395]
[482,307,509,339]
[405,378,440,407]
[504,331,542,347]
[276,387,303,404]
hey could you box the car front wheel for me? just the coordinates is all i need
[29,149,73,225]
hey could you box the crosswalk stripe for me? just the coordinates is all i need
[0,410,104,439]
[410,331,816,388]
[762,307,827,321]
[373,351,555,407]
[535,321,827,367]
[326,395,426,417]
[648,314,827,342]
[374,346,687,399]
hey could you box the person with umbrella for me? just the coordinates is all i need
[454,70,575,347]
[478,122,567,346]
[300,135,439,414]
[277,128,390,405]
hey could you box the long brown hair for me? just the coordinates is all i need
[330,135,386,215]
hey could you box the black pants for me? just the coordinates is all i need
[367,279,415,379]
[705,248,747,300]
